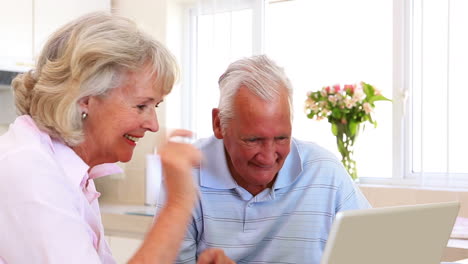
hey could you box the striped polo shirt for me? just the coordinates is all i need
[158,136,370,264]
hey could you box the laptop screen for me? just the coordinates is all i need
[321,201,460,264]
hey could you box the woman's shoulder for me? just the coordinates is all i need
[0,116,60,187]
[0,116,53,156]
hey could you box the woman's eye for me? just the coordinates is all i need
[137,105,147,110]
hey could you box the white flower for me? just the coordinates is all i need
[320,88,327,97]
[374,87,382,96]
[344,97,355,109]
[363,102,373,114]
[305,98,319,112]
[353,88,365,102]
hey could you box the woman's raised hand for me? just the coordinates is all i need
[157,129,202,209]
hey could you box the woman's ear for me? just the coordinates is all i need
[77,96,90,113]
[212,108,223,139]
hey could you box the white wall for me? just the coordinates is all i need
[112,0,167,42]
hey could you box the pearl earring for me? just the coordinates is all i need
[81,112,88,120]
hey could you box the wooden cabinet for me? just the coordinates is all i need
[0,0,33,61]
[0,0,110,65]
[34,0,110,57]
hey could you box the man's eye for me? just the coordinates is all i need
[276,137,290,144]
[137,105,147,110]
[246,138,258,143]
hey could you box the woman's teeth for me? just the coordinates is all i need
[124,134,139,143]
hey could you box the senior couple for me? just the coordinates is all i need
[0,12,369,264]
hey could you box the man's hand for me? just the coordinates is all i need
[197,248,235,264]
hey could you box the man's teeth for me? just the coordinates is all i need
[124,134,139,143]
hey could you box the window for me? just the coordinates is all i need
[406,0,468,187]
[182,0,260,138]
[264,0,393,180]
[179,0,468,188]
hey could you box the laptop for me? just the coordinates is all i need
[321,201,460,264]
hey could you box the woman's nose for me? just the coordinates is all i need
[144,109,159,132]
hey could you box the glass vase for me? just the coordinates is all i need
[332,122,360,180]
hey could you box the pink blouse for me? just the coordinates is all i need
[0,116,122,263]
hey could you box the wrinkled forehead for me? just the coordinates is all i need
[119,65,160,91]
[110,69,160,100]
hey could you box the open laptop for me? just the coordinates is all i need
[321,201,460,264]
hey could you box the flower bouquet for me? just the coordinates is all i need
[304,82,391,180]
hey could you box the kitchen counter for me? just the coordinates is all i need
[100,203,155,239]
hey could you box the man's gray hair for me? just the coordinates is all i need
[217,55,293,129]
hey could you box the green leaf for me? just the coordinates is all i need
[363,82,374,97]
[368,115,377,127]
[349,121,357,136]
[331,123,338,136]
[332,108,341,119]
[368,94,392,104]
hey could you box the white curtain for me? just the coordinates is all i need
[189,0,257,138]
[411,0,468,187]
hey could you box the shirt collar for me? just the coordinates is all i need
[199,137,238,189]
[52,139,90,188]
[199,136,303,190]
[15,115,55,153]
[272,138,303,189]
[52,139,123,187]
[17,115,123,187]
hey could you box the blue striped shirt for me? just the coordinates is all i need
[158,136,370,264]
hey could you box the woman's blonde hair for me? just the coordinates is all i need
[12,12,178,146]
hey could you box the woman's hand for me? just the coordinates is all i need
[157,129,202,210]
[197,248,236,264]
[129,129,202,264]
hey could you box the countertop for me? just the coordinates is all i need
[100,203,155,239]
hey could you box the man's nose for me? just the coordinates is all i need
[256,142,278,165]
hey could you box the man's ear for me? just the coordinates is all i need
[212,108,223,139]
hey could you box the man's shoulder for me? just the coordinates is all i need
[194,136,225,158]
[193,136,218,149]
[292,138,339,164]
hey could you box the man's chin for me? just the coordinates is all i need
[248,172,278,186]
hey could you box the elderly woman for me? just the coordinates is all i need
[0,12,232,264]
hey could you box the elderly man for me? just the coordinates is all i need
[159,55,370,264]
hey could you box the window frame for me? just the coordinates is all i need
[182,0,263,135]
